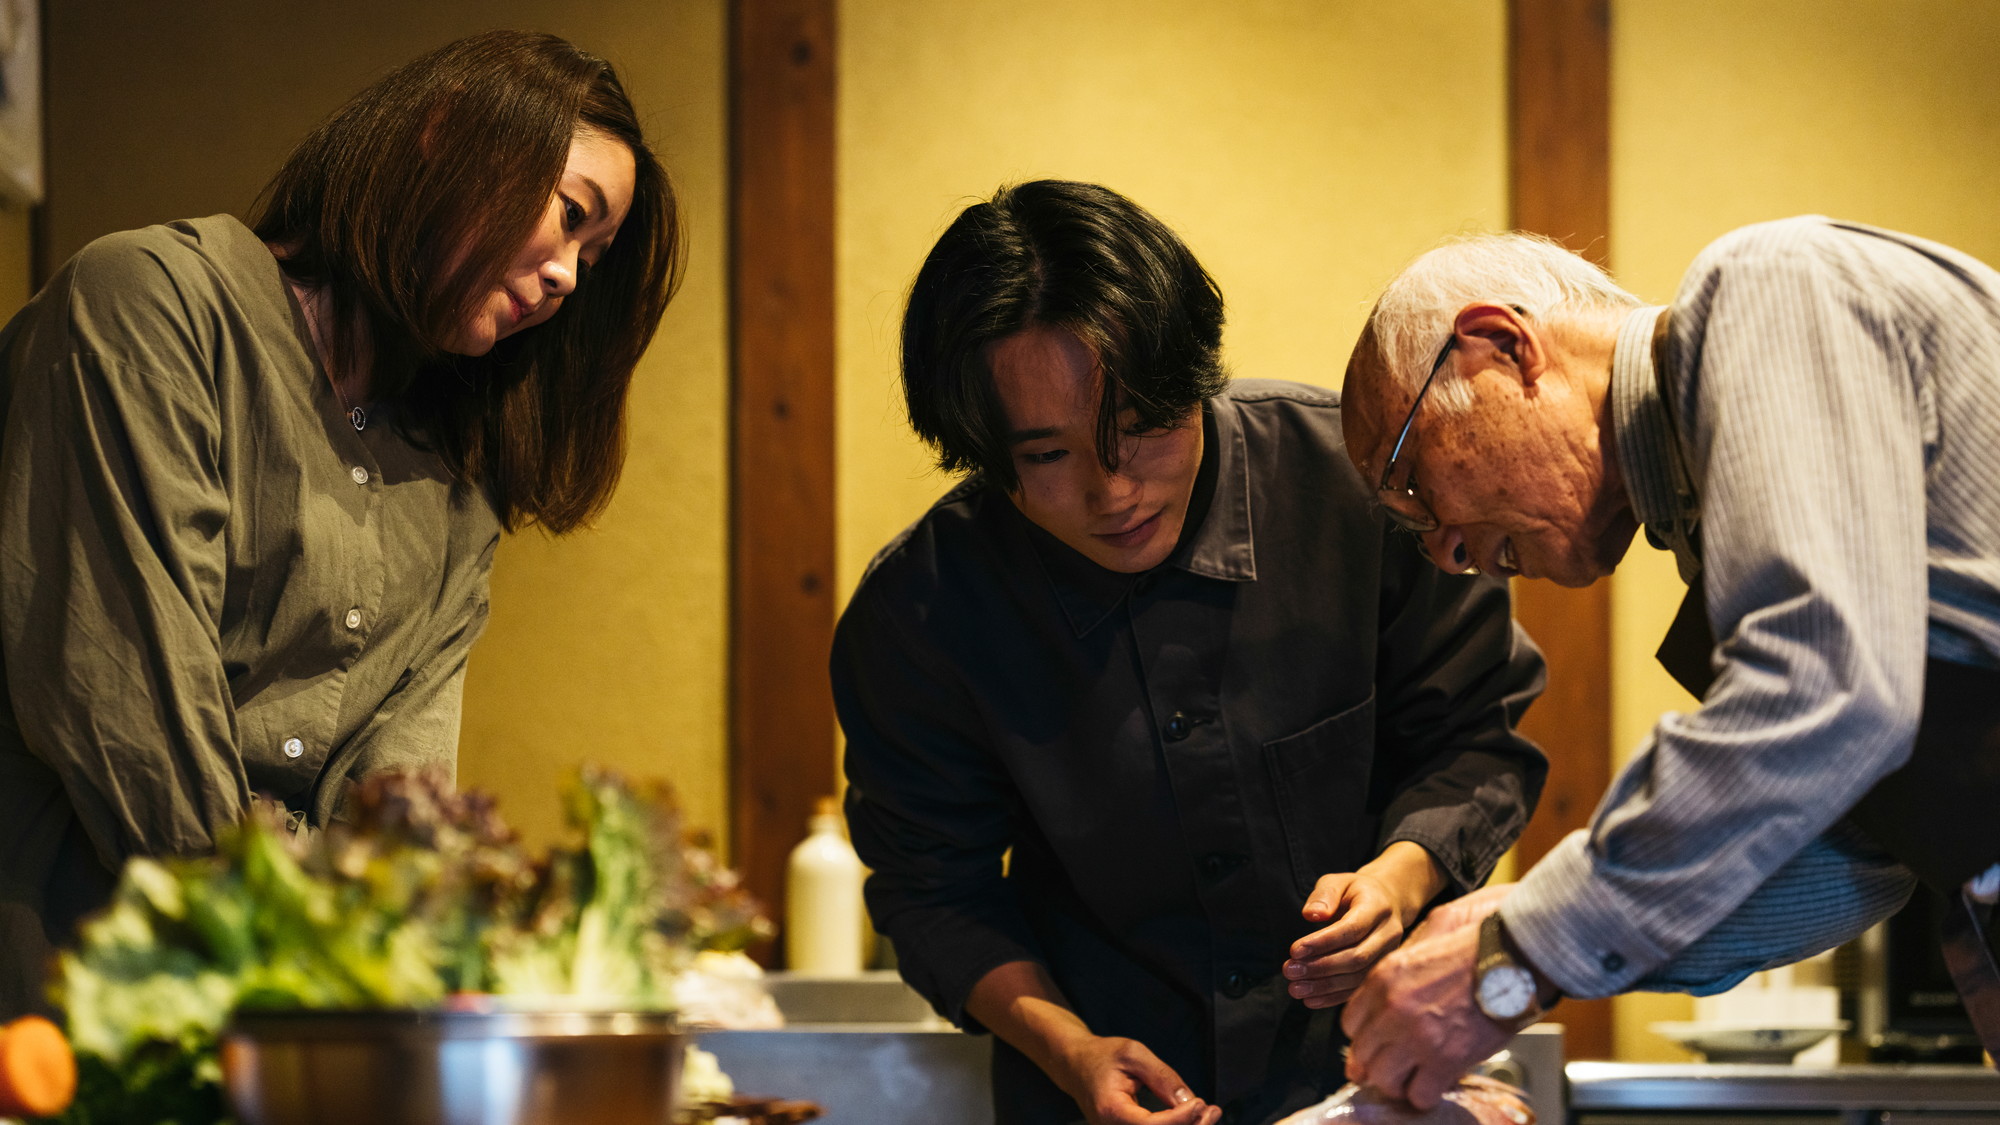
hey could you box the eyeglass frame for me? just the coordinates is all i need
[1375,333,1458,534]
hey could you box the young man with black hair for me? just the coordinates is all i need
[833,180,1548,1125]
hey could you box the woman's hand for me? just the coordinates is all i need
[1051,1034,1223,1125]
[1283,842,1447,1009]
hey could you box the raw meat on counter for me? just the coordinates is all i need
[1275,1076,1532,1125]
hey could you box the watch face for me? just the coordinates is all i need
[1477,965,1537,1022]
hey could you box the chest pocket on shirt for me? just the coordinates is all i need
[1263,692,1378,897]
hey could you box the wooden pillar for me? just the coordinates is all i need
[1508,0,1616,1061]
[729,0,838,961]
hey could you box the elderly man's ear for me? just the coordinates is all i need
[1451,303,1550,387]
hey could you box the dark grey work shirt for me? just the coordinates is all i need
[834,380,1547,1125]
[0,216,500,1017]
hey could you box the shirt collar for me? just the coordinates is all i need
[1608,300,1704,572]
[1174,392,1257,583]
[1609,305,1691,537]
[1025,394,1259,639]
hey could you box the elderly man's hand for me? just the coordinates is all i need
[1409,881,1516,943]
[1339,890,1515,1109]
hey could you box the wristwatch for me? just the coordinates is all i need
[1474,912,1549,1031]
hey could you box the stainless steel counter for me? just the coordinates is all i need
[698,1024,991,1125]
[1569,1061,2000,1113]
[702,976,1569,1124]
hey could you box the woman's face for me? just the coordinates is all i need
[444,127,638,356]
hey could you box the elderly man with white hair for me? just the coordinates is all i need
[1334,217,2000,1105]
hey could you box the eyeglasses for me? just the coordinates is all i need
[1375,335,1457,534]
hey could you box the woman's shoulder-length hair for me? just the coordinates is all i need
[253,29,682,534]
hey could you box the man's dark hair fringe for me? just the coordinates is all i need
[900,179,1227,491]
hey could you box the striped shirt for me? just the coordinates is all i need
[1504,217,2000,998]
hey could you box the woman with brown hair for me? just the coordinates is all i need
[0,30,681,1017]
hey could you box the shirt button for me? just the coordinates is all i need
[1200,853,1230,881]
[282,737,304,759]
[350,465,370,485]
[345,608,363,630]
[1601,952,1626,973]
[1221,970,1250,998]
[1164,711,1192,742]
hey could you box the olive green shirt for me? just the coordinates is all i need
[0,216,500,1016]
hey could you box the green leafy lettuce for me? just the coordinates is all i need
[47,768,770,1125]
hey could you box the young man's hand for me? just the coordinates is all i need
[1052,1033,1223,1125]
[967,960,1221,1125]
[1283,841,1446,1009]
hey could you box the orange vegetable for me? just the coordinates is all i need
[0,1015,78,1117]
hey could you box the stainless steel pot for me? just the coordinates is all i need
[221,1009,684,1125]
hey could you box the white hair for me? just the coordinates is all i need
[1363,232,1641,414]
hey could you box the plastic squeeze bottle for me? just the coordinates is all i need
[785,796,868,974]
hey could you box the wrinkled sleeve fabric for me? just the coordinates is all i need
[1369,526,1548,895]
[1629,820,1914,995]
[834,577,1041,1029]
[1506,223,1933,997]
[0,251,251,872]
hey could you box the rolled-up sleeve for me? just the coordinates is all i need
[1505,227,1931,998]
[1369,527,1548,894]
[833,580,1042,1028]
[1,341,250,871]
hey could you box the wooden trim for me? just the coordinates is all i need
[1509,0,1611,266]
[29,0,48,291]
[729,0,838,963]
[1507,0,1616,1060]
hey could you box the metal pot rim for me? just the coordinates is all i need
[224,1007,682,1041]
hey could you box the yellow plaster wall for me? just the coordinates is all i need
[1608,0,2000,1060]
[836,0,1510,596]
[455,3,730,850]
[42,1,730,848]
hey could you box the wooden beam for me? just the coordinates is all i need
[1510,0,1612,265]
[1507,0,1616,1060]
[729,0,838,963]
